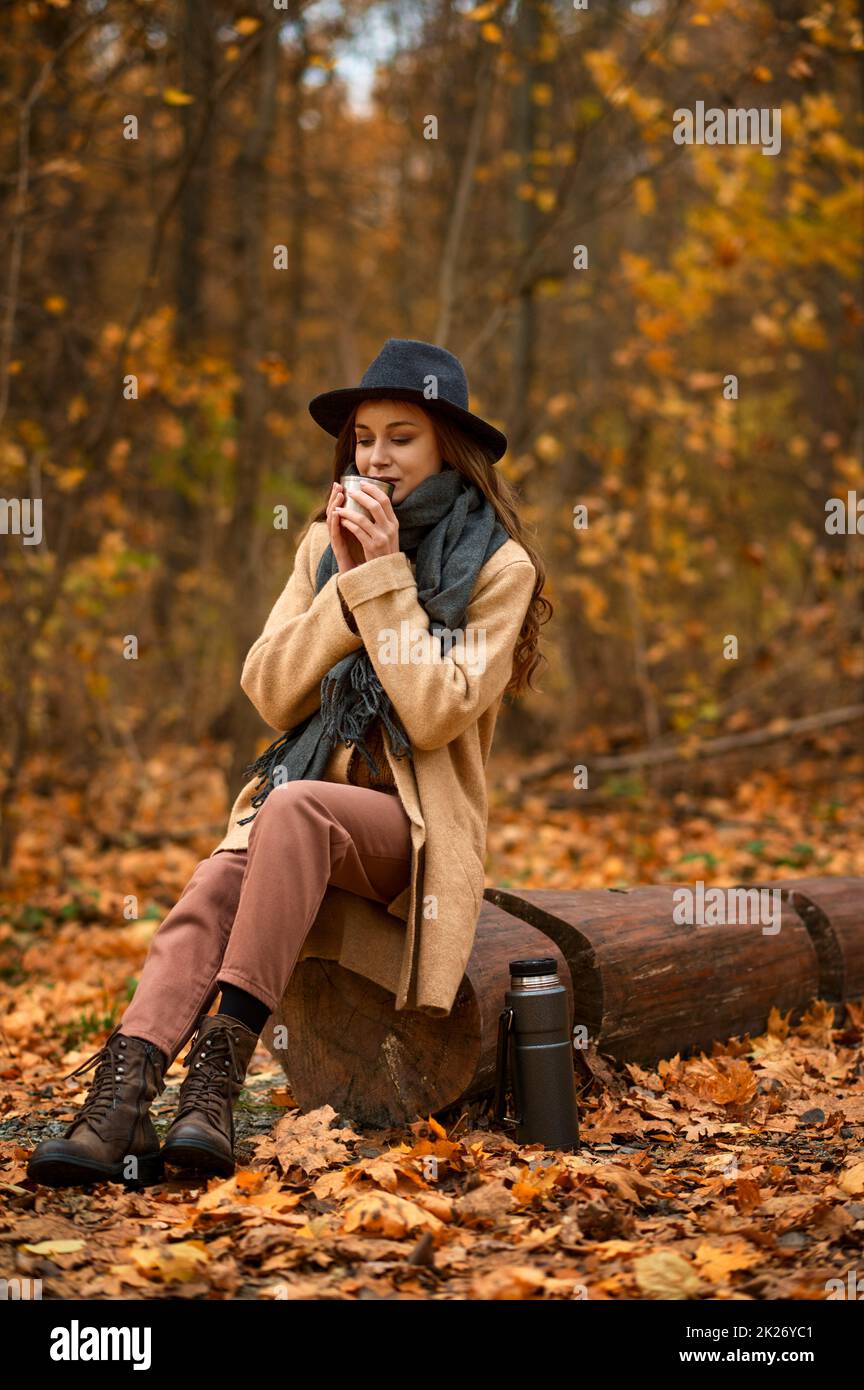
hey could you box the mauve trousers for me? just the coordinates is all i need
[117,781,413,1064]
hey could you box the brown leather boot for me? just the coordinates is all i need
[27,1028,167,1188]
[161,1014,260,1176]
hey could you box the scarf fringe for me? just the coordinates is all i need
[319,653,412,777]
[236,729,296,825]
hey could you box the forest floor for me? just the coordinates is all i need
[0,741,862,1300]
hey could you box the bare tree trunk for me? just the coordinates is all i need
[225,5,280,794]
[510,0,541,456]
[0,16,93,872]
[281,0,309,382]
[434,36,494,346]
[175,0,215,353]
[148,0,217,708]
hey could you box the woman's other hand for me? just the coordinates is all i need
[327,482,365,573]
[334,479,399,562]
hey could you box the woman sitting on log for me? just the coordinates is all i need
[28,337,549,1188]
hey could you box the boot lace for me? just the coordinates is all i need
[175,1025,246,1124]
[60,1032,155,1135]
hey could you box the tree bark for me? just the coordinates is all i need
[225,6,280,794]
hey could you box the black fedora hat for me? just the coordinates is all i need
[307,337,507,463]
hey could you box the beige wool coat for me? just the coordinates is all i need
[212,518,536,1017]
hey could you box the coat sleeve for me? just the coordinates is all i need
[240,522,363,732]
[335,549,536,751]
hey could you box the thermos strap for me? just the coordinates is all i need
[493,1007,519,1127]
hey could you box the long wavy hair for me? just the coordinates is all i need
[299,401,551,697]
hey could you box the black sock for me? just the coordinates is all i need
[216,982,271,1037]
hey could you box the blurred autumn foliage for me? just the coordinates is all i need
[0,0,862,880]
[1,1,864,1305]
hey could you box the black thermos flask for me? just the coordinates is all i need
[494,957,579,1151]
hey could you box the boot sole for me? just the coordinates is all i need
[27,1151,164,1188]
[161,1139,235,1177]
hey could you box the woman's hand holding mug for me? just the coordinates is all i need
[327,482,366,573]
[334,479,399,561]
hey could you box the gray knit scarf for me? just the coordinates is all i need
[237,460,509,825]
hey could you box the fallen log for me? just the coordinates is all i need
[481,884,819,1065]
[261,897,574,1128]
[511,703,864,790]
[260,876,863,1128]
[737,876,864,1002]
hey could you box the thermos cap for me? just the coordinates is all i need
[509,957,558,977]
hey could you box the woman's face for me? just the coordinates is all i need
[351,399,443,505]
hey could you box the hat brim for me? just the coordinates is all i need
[307,386,507,463]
